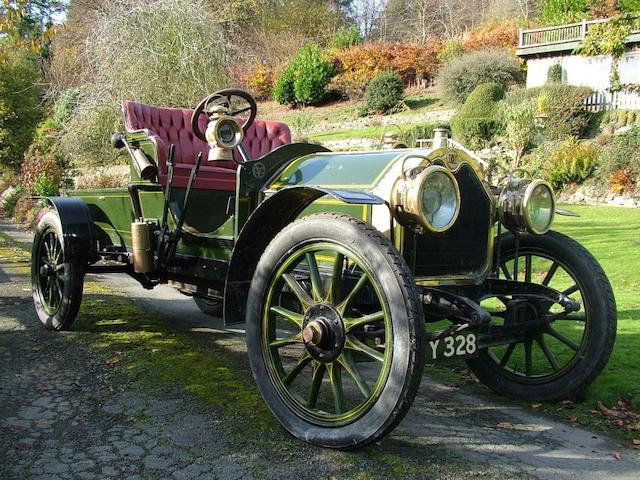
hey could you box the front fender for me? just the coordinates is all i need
[223,186,384,325]
[42,197,98,264]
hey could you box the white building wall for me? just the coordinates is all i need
[526,50,640,110]
[527,50,640,89]
[526,54,612,90]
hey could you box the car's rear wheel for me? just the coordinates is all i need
[246,213,425,449]
[467,231,617,401]
[32,211,85,330]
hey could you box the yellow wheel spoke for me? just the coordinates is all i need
[307,362,326,409]
[327,252,344,304]
[339,351,371,398]
[270,306,304,329]
[345,335,384,363]
[270,333,303,349]
[328,363,344,414]
[305,252,324,302]
[282,273,312,311]
[337,274,369,315]
[344,310,384,333]
[282,352,312,386]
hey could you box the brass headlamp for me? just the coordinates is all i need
[391,162,461,234]
[205,105,244,161]
[499,176,556,235]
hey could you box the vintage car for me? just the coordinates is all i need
[31,89,617,449]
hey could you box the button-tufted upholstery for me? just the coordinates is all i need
[122,101,291,191]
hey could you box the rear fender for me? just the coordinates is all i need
[41,197,98,264]
[223,186,384,325]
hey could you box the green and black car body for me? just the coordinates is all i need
[31,90,617,449]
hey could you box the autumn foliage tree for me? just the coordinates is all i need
[462,20,521,52]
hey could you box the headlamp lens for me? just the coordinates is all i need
[527,182,554,234]
[218,122,237,144]
[421,170,459,231]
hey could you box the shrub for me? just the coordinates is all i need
[331,41,443,100]
[328,26,362,50]
[274,44,336,106]
[501,99,537,168]
[609,168,636,195]
[330,43,392,99]
[0,47,43,170]
[21,137,67,195]
[547,63,564,83]
[364,72,405,114]
[292,44,337,105]
[437,49,523,104]
[462,20,520,52]
[451,83,505,149]
[53,86,93,128]
[400,122,451,148]
[273,65,296,105]
[504,84,592,140]
[1,186,26,216]
[543,137,599,189]
[438,41,465,63]
[598,127,640,178]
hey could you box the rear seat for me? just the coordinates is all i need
[122,101,291,191]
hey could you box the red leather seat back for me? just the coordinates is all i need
[122,101,291,191]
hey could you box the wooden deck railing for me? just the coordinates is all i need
[518,19,637,48]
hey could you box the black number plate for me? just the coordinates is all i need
[427,332,478,362]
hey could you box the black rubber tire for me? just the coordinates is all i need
[193,296,223,317]
[246,213,425,449]
[467,231,617,401]
[31,211,85,331]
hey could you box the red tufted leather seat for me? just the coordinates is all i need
[122,101,291,191]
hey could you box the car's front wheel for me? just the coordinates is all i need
[246,213,425,449]
[468,231,617,401]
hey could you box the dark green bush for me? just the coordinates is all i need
[451,83,505,149]
[363,71,405,114]
[547,63,564,83]
[401,121,451,147]
[274,43,337,106]
[293,44,337,105]
[273,65,296,105]
[437,49,522,104]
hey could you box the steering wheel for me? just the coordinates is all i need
[191,89,257,143]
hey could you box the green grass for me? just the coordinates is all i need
[311,125,387,142]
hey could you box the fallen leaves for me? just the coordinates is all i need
[612,452,621,460]
[6,425,25,434]
[594,396,639,434]
[106,353,123,365]
[12,442,31,450]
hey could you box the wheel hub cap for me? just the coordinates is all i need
[302,304,345,363]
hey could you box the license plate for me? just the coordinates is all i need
[427,332,478,362]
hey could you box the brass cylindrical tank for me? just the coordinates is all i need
[131,220,155,273]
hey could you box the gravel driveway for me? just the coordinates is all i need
[1,219,639,480]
